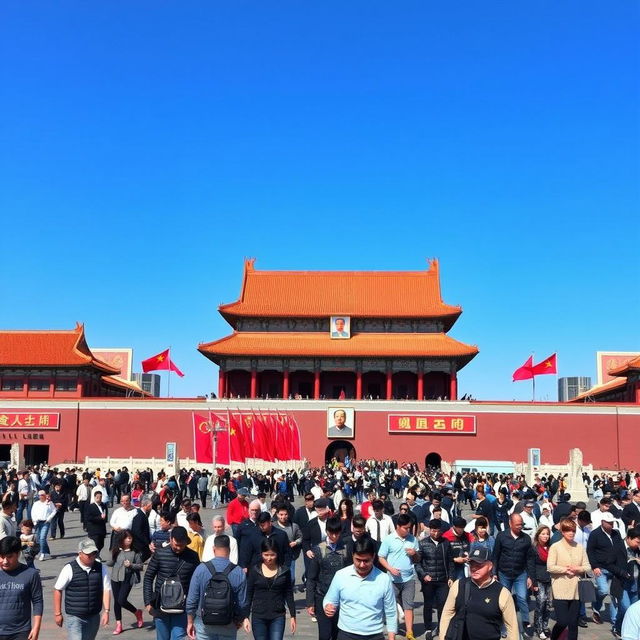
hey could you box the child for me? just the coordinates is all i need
[150,511,173,552]
[186,512,204,559]
[20,519,39,568]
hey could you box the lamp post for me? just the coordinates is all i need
[202,415,227,471]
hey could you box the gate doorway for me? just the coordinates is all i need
[425,451,442,470]
[325,440,356,465]
[0,445,10,466]
[23,445,49,467]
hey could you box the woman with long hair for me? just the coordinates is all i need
[532,525,553,640]
[469,516,495,558]
[108,529,144,635]
[244,537,296,640]
[338,498,354,537]
[547,518,591,640]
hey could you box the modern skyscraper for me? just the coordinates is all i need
[132,372,161,397]
[558,376,591,402]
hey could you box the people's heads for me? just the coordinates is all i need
[93,489,103,503]
[339,499,354,518]
[626,528,640,550]
[77,538,100,566]
[452,516,467,535]
[474,516,488,539]
[186,512,203,531]
[633,490,640,504]
[406,490,417,505]
[325,516,343,544]
[37,490,47,501]
[120,494,132,509]
[0,536,21,571]
[509,514,524,535]
[352,537,376,577]
[212,515,226,535]
[333,410,347,427]
[372,499,384,517]
[428,519,443,539]
[599,511,616,533]
[467,547,493,583]
[335,318,346,332]
[577,510,591,528]
[20,519,34,534]
[351,515,366,539]
[276,506,290,525]
[304,493,315,508]
[398,503,410,515]
[237,488,250,501]
[116,529,134,550]
[260,537,279,566]
[534,525,551,546]
[314,498,330,520]
[395,513,412,538]
[523,502,535,515]
[599,497,612,512]
[257,511,273,533]
[160,512,175,530]
[213,534,231,557]
[431,506,442,519]
[249,500,262,519]
[559,518,577,542]
[180,498,192,513]
[169,526,190,553]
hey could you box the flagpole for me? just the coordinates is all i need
[167,346,171,398]
[532,376,536,402]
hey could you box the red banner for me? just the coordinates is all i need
[388,414,476,434]
[0,413,60,430]
[192,413,230,465]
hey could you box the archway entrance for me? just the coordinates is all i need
[325,440,356,465]
[425,452,442,470]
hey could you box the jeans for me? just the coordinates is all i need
[498,571,529,631]
[0,632,31,640]
[288,559,296,586]
[155,612,188,640]
[65,613,100,640]
[614,581,639,634]
[193,616,237,640]
[593,569,617,624]
[421,581,449,632]
[16,499,31,525]
[252,615,285,640]
[35,520,51,555]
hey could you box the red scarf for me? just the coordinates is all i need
[537,544,549,562]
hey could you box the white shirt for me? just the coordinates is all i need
[311,486,323,500]
[91,485,109,504]
[18,479,30,499]
[176,510,190,530]
[202,533,239,564]
[365,514,395,542]
[109,506,136,530]
[76,483,91,502]
[591,509,623,532]
[148,509,161,535]
[31,500,57,523]
[317,517,327,539]
[54,557,111,591]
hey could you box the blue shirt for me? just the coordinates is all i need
[378,532,419,583]
[185,557,247,623]
[323,565,397,634]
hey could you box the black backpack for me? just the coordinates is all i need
[159,561,186,614]
[201,562,235,625]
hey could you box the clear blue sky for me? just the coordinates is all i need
[2,2,638,401]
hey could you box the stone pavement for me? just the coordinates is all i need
[31,498,614,639]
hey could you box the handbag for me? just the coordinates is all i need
[578,577,596,603]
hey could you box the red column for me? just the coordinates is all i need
[283,370,290,399]
[218,370,226,398]
[250,369,257,399]
[449,373,457,401]
[314,370,321,400]
[417,373,424,401]
[635,383,640,404]
[356,371,362,400]
[386,370,393,400]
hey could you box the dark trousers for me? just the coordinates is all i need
[252,615,285,640]
[78,500,87,529]
[337,632,384,640]
[0,632,31,640]
[422,581,450,630]
[316,596,339,640]
[199,490,207,508]
[89,534,105,553]
[551,598,580,640]
[51,510,65,538]
[112,580,137,621]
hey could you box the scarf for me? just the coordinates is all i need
[537,544,549,563]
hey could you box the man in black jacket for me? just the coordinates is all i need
[587,511,622,626]
[131,499,153,562]
[622,490,640,529]
[85,491,108,556]
[143,527,199,639]
[239,511,289,569]
[294,494,317,528]
[610,527,640,636]
[50,479,68,540]
[493,513,535,636]
[416,519,455,640]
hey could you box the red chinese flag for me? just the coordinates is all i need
[288,413,302,461]
[142,349,184,377]
[192,413,230,465]
[531,353,558,376]
[275,414,291,461]
[229,412,246,463]
[253,413,275,462]
[512,356,534,381]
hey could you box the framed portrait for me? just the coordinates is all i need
[330,315,351,339]
[327,407,355,439]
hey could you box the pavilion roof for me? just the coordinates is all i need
[607,355,640,377]
[199,331,478,368]
[219,259,463,329]
[0,323,120,375]
[569,377,628,402]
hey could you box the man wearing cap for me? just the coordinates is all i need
[440,547,519,640]
[31,489,56,561]
[143,526,200,640]
[226,488,250,538]
[53,538,111,639]
[416,520,454,640]
[442,517,472,580]
[587,510,623,627]
[521,502,538,539]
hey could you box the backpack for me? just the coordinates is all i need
[201,561,235,625]
[159,561,186,614]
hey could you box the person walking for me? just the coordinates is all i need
[0,535,43,640]
[50,479,69,540]
[108,529,144,635]
[273,504,302,586]
[53,538,111,640]
[547,518,591,640]
[245,537,296,640]
[85,490,108,557]
[532,525,553,640]
[30,489,56,561]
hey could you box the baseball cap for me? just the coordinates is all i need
[170,526,191,543]
[314,498,330,509]
[600,512,616,523]
[468,547,491,564]
[78,539,99,554]
[524,502,535,508]
[38,490,46,496]
[237,488,250,496]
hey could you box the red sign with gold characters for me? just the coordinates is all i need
[388,414,476,434]
[0,413,60,430]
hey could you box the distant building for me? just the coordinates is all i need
[132,373,161,397]
[558,376,591,402]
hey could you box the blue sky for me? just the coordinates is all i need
[1,2,638,401]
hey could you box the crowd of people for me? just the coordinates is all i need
[0,461,639,640]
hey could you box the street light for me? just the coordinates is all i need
[200,415,227,471]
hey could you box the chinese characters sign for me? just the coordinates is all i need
[0,413,60,430]
[388,414,476,434]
